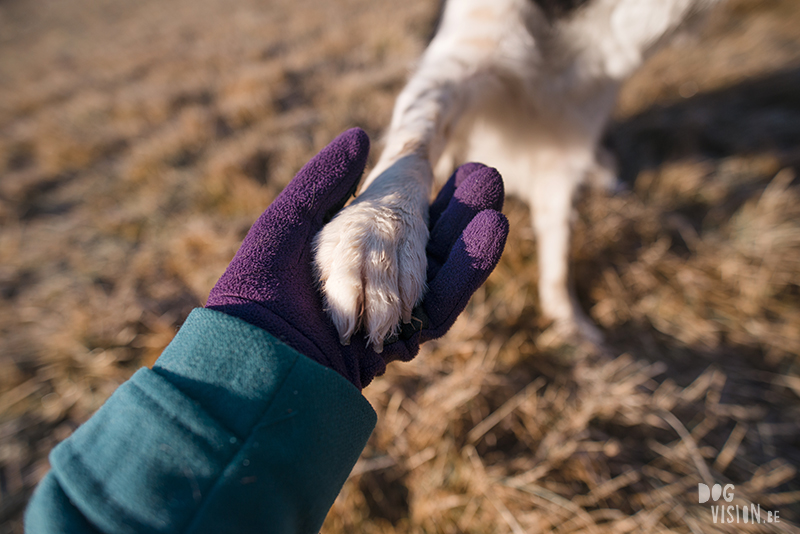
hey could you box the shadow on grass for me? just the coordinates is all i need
[606,66,800,184]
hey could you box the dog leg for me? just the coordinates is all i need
[529,164,604,346]
[315,0,533,350]
[314,60,487,352]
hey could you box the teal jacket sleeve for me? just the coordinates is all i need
[25,308,377,534]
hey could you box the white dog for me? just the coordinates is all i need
[314,0,720,352]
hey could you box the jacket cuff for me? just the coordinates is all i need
[35,308,376,534]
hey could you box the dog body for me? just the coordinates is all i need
[315,0,719,351]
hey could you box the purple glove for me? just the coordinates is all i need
[206,129,508,389]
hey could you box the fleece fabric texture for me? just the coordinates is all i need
[25,308,377,534]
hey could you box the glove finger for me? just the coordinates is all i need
[428,162,488,229]
[269,127,370,231]
[427,166,504,281]
[424,209,509,336]
[233,128,369,268]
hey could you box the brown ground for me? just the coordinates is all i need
[1,0,799,532]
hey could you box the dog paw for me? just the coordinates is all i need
[313,156,431,352]
[538,312,605,350]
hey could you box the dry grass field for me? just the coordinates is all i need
[1,0,800,532]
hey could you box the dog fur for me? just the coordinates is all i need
[314,0,720,352]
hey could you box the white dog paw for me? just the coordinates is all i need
[313,156,431,352]
[538,311,605,350]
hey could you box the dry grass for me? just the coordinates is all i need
[1,0,799,532]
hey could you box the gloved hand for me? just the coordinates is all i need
[206,128,508,389]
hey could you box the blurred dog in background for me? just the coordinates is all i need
[314,0,721,352]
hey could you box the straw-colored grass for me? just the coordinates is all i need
[1,0,799,531]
